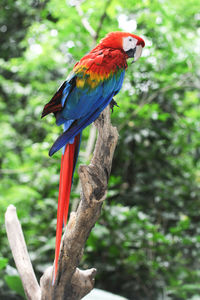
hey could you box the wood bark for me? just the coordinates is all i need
[5,106,118,300]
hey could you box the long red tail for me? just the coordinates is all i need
[53,134,81,282]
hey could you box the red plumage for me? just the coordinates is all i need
[74,48,128,80]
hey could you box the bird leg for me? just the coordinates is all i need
[110,98,119,113]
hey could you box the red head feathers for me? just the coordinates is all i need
[95,31,145,63]
[99,31,145,48]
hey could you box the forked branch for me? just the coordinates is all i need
[5,106,118,300]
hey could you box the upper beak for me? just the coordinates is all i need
[132,45,143,63]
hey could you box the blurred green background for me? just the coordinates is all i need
[0,0,200,299]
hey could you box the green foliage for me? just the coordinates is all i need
[4,276,25,298]
[0,257,8,270]
[0,0,200,299]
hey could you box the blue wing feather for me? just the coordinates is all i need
[50,69,125,155]
[49,92,115,156]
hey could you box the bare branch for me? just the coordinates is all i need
[72,125,97,212]
[75,4,96,39]
[95,0,113,40]
[5,205,41,300]
[75,0,112,42]
[41,106,118,299]
[6,106,118,299]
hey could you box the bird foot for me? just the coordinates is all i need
[110,99,119,113]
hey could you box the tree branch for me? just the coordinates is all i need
[95,0,113,40]
[5,106,118,299]
[42,106,118,299]
[5,205,41,300]
[75,4,96,39]
[74,0,112,42]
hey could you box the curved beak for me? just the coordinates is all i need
[132,44,143,63]
[125,44,143,63]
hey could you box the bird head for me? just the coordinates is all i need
[99,31,145,63]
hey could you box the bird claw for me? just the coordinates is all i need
[110,99,119,113]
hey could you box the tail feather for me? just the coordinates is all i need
[63,142,75,226]
[53,134,81,282]
[63,133,81,225]
[54,147,69,282]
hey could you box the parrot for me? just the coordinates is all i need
[42,31,145,280]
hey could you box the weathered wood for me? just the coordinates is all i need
[5,106,118,300]
[5,205,41,300]
[41,106,118,299]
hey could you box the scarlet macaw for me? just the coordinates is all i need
[42,31,145,280]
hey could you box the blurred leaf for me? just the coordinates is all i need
[0,257,8,270]
[4,275,25,298]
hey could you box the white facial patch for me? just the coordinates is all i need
[123,36,137,52]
